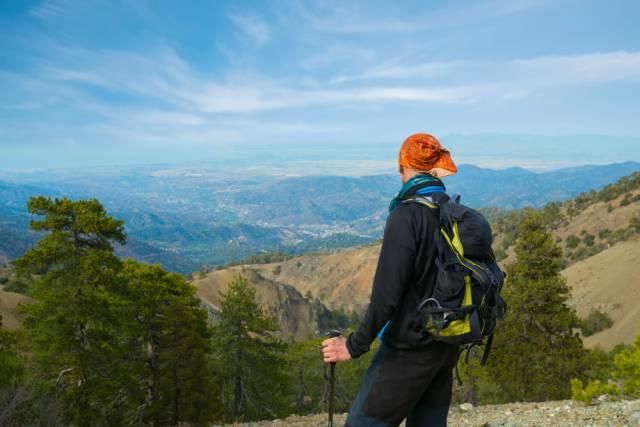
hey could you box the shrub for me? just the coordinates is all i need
[598,229,611,239]
[580,310,614,337]
[620,194,632,207]
[3,276,31,294]
[582,233,596,247]
[571,379,619,404]
[566,235,580,249]
[572,334,640,403]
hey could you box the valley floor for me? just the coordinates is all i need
[218,399,640,426]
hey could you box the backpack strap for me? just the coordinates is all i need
[401,196,440,210]
[480,333,494,366]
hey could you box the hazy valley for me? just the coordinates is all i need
[1,161,638,274]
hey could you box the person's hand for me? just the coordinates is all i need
[321,336,352,363]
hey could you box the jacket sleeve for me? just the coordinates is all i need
[346,206,417,358]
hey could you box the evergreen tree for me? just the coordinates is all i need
[118,260,219,425]
[211,274,290,422]
[13,197,129,425]
[486,211,587,402]
[12,196,220,425]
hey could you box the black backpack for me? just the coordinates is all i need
[403,195,507,365]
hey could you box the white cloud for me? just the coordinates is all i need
[229,13,271,45]
[302,44,377,70]
[4,32,640,147]
[327,51,640,93]
[291,0,548,34]
[510,51,640,85]
[29,0,68,21]
[331,60,463,83]
[7,41,640,118]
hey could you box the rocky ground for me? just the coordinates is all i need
[218,399,640,426]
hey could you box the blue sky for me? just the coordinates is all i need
[1,0,640,171]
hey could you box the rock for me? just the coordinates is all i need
[629,411,640,427]
[460,403,474,412]
[597,394,610,403]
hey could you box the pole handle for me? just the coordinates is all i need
[324,330,341,427]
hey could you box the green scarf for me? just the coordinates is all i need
[388,174,442,212]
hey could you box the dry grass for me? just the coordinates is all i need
[0,290,31,330]
[563,238,640,350]
[252,244,381,312]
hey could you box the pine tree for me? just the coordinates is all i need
[12,196,220,425]
[486,211,587,402]
[118,260,219,425]
[13,197,129,425]
[211,274,290,422]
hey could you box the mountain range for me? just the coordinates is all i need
[1,161,639,273]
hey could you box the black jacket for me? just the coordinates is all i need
[346,192,447,358]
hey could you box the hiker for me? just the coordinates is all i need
[322,133,461,427]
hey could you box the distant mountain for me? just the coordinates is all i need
[446,161,640,208]
[211,172,640,348]
[0,161,638,272]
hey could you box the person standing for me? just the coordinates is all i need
[322,133,460,427]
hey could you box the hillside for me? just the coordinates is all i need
[208,173,640,348]
[192,266,338,341]
[494,177,640,266]
[241,238,640,349]
[563,239,640,350]
[252,244,379,313]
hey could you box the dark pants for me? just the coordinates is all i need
[345,341,460,427]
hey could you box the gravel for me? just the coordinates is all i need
[218,399,640,426]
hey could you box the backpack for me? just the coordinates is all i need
[403,195,507,365]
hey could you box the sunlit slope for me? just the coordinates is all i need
[563,239,640,350]
[192,266,334,341]
[253,244,380,313]
[0,289,30,330]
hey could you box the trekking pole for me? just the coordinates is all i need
[325,330,342,427]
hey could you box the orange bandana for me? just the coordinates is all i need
[398,133,458,178]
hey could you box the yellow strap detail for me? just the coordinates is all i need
[451,222,464,257]
[427,277,473,337]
